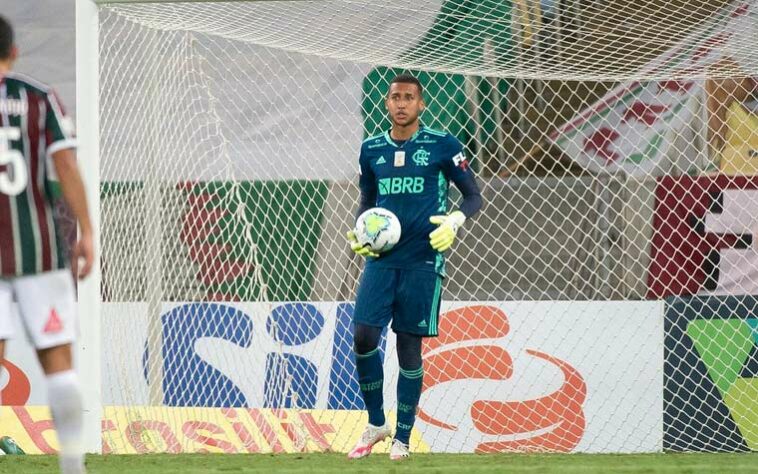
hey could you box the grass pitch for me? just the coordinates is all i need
[0,453,756,473]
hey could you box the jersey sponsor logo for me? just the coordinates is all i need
[378,176,425,195]
[43,308,63,334]
[367,140,385,149]
[452,152,470,171]
[416,135,438,144]
[375,156,386,165]
[412,148,431,166]
[0,99,28,117]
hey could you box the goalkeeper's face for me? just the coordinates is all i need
[386,83,424,127]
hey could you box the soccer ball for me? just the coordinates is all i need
[354,207,401,253]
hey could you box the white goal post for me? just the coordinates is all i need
[76,0,758,456]
[75,0,102,454]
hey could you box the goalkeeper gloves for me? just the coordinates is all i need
[346,230,379,258]
[429,210,466,252]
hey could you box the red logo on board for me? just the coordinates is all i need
[1,360,31,405]
[420,305,587,453]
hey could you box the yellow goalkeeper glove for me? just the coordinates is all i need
[429,210,466,252]
[346,230,379,258]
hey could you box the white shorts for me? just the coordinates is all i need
[0,270,77,349]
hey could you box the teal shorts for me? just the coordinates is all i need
[353,266,443,337]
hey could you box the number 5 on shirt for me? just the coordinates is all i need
[0,126,27,196]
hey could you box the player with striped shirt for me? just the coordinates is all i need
[0,15,91,474]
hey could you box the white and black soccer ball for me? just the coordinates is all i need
[354,207,401,253]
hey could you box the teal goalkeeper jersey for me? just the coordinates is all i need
[357,126,475,276]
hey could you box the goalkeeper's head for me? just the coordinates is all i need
[386,74,425,128]
[0,15,17,66]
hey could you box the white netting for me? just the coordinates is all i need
[96,0,757,454]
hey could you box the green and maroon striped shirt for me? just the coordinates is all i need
[0,72,76,277]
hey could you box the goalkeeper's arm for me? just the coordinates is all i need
[348,149,380,258]
[451,171,482,219]
[355,170,377,222]
[429,167,482,252]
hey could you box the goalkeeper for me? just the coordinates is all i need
[346,74,482,460]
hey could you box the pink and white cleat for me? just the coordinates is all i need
[389,439,410,460]
[347,423,391,459]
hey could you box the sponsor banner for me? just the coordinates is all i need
[0,407,57,454]
[0,406,428,455]
[647,175,758,298]
[664,295,758,452]
[550,3,756,176]
[103,300,663,453]
[552,80,706,177]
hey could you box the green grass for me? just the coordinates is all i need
[0,453,757,473]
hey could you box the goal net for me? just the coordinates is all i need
[94,0,758,454]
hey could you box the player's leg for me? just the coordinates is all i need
[392,331,423,460]
[38,344,84,473]
[353,323,386,427]
[349,323,392,458]
[14,270,85,474]
[389,270,443,460]
[348,266,396,459]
